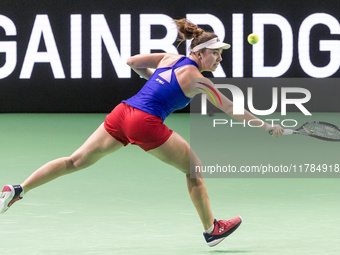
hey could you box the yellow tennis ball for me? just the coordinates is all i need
[247,33,259,44]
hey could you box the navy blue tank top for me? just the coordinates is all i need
[123,56,198,121]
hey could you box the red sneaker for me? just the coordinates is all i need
[203,216,242,247]
[0,185,24,214]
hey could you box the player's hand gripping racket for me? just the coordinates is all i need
[269,121,340,142]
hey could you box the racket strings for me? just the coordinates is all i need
[303,123,340,139]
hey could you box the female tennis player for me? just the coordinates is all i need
[0,18,283,247]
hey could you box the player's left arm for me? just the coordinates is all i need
[126,53,167,80]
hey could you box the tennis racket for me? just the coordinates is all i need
[269,121,340,142]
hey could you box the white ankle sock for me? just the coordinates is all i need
[205,223,215,234]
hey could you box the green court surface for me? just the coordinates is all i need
[1,113,340,255]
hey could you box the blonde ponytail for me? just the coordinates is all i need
[174,18,205,42]
[174,18,217,51]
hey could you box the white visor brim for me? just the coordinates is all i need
[191,37,231,52]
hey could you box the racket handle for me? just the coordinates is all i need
[283,129,294,135]
[268,129,294,135]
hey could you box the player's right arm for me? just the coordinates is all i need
[190,77,284,137]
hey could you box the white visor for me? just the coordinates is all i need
[191,37,231,52]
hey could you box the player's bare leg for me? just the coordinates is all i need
[21,123,123,193]
[148,131,214,230]
[1,123,123,213]
[148,131,242,246]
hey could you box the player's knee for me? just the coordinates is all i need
[187,165,203,179]
[67,155,90,171]
[186,172,204,186]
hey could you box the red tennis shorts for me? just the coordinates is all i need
[104,103,173,151]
